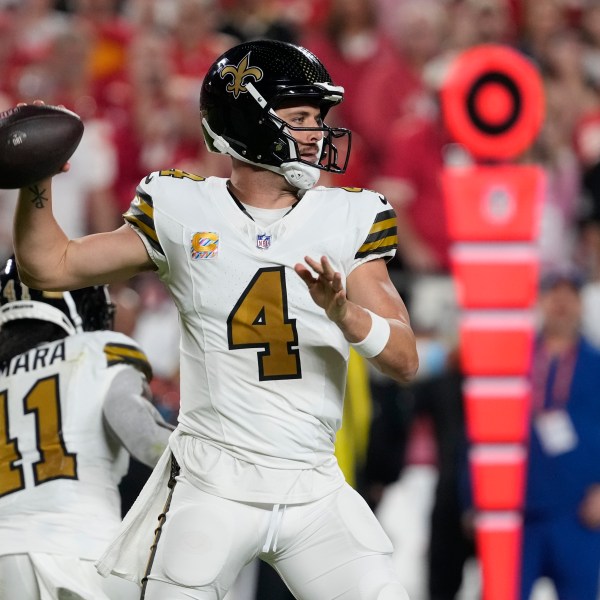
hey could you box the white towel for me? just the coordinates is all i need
[29,553,111,600]
[95,447,172,584]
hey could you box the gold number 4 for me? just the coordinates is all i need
[0,375,77,498]
[227,267,301,380]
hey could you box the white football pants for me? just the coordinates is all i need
[143,475,410,600]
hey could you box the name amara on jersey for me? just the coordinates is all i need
[0,340,66,377]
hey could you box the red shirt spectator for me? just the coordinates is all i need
[372,113,452,272]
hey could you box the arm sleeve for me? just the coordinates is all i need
[102,366,174,467]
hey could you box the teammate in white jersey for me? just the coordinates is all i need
[0,256,173,600]
[12,40,418,600]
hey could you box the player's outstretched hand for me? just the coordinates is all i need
[294,255,347,323]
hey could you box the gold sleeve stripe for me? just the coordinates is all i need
[135,188,154,207]
[124,212,159,244]
[373,209,396,224]
[123,189,163,255]
[355,209,398,259]
[363,225,397,246]
[369,217,396,234]
[134,195,154,220]
[356,235,398,255]
[104,343,153,381]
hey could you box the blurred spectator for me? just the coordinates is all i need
[218,0,298,43]
[525,28,600,272]
[170,0,236,80]
[539,28,598,153]
[371,105,454,276]
[14,24,104,120]
[105,28,229,211]
[578,216,600,348]
[518,0,569,63]
[367,57,463,345]
[448,0,515,49]
[8,0,70,69]
[67,0,135,90]
[521,265,600,600]
[580,0,600,90]
[301,0,396,129]
[0,19,122,258]
[352,0,447,168]
[528,104,585,271]
[121,0,180,30]
[0,13,18,103]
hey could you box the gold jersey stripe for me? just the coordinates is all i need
[104,343,153,381]
[123,189,163,254]
[355,208,398,259]
[357,234,398,255]
[372,209,396,223]
[124,212,159,244]
[134,195,154,219]
[369,217,396,235]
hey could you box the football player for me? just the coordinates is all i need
[0,256,173,600]
[12,40,418,600]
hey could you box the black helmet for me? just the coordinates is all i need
[200,39,351,189]
[0,256,115,334]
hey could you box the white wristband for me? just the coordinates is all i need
[350,310,391,358]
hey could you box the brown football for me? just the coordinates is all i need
[0,104,84,189]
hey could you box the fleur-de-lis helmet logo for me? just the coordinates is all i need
[220,52,263,99]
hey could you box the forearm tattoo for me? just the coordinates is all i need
[28,185,47,209]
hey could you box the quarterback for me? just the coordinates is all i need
[12,40,418,600]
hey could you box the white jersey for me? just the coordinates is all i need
[125,171,397,503]
[0,330,152,559]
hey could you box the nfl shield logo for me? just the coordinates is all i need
[256,233,271,250]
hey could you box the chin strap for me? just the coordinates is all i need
[202,116,322,190]
[280,161,321,190]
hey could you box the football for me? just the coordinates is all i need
[0,104,84,189]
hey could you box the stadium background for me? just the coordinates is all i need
[2,0,600,599]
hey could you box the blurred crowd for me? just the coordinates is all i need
[1,0,600,379]
[3,1,600,597]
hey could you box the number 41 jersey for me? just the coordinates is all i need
[0,330,152,559]
[125,172,397,504]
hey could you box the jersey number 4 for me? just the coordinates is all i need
[227,267,301,380]
[0,375,77,498]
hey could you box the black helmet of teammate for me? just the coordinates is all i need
[0,256,115,334]
[200,39,352,189]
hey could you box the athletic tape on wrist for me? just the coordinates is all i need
[350,309,391,358]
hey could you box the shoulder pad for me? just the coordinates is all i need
[339,186,389,205]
